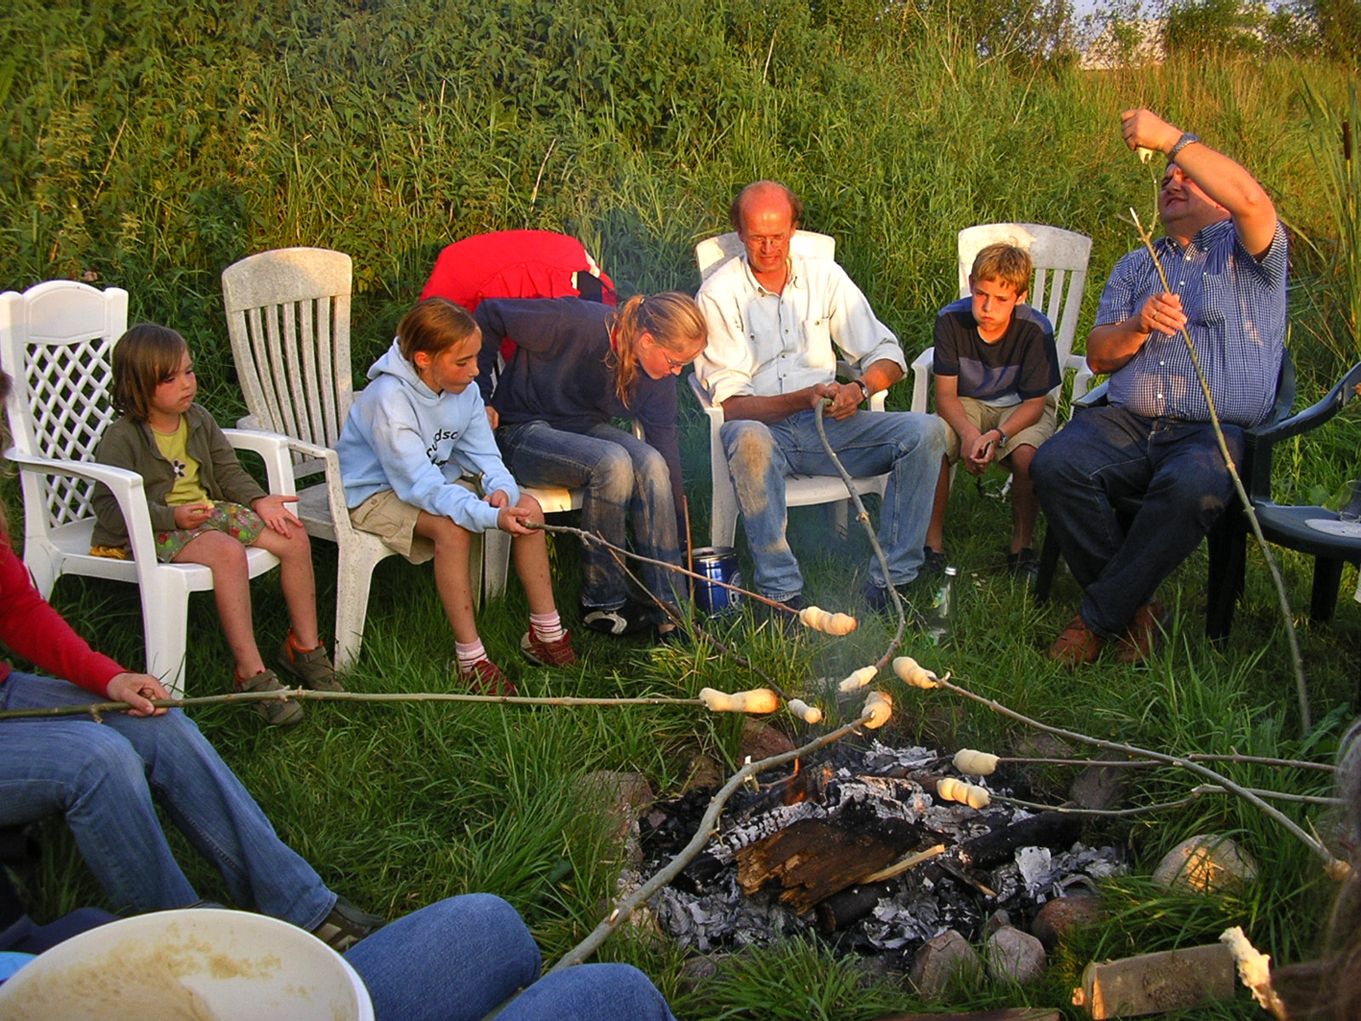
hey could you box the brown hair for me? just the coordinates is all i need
[112,323,191,422]
[971,244,1032,296]
[608,292,707,407]
[396,298,478,363]
[1272,719,1361,1019]
[729,180,804,232]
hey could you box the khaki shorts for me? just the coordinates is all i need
[349,482,480,565]
[942,394,1058,464]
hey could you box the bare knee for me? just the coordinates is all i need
[516,493,544,526]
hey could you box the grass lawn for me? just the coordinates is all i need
[11,433,1360,1019]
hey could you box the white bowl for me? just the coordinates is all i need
[0,907,373,1020]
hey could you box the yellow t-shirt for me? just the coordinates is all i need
[152,417,210,506]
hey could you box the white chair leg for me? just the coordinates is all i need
[141,580,192,699]
[830,500,850,539]
[333,549,379,673]
[483,529,512,600]
[23,547,61,600]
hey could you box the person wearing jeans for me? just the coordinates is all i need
[695,179,946,610]
[1033,108,1287,666]
[475,294,707,641]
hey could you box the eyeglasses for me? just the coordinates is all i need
[647,336,689,372]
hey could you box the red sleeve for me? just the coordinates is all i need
[0,543,125,696]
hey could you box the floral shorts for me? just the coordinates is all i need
[91,501,265,564]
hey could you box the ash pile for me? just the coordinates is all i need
[634,740,1124,965]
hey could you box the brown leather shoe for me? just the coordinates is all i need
[1117,600,1170,664]
[1048,613,1103,666]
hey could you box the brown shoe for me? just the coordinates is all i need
[1048,613,1103,666]
[1117,600,1170,665]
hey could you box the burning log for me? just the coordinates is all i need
[735,819,904,914]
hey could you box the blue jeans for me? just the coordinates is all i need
[347,893,675,1021]
[499,421,683,616]
[1032,406,1243,639]
[720,409,946,600]
[0,672,335,930]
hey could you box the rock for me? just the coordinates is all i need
[909,929,984,1000]
[578,770,654,864]
[983,909,1012,940]
[677,953,721,994]
[683,753,724,792]
[1031,893,1105,951]
[1151,833,1258,894]
[1067,764,1130,811]
[740,718,796,762]
[985,926,1047,985]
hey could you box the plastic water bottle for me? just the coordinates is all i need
[924,566,957,645]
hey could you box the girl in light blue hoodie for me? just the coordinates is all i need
[337,299,576,694]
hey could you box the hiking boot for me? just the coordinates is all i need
[461,658,517,696]
[755,592,805,634]
[1116,600,1170,665]
[1048,613,1103,667]
[581,601,653,637]
[1006,547,1040,584]
[521,630,578,668]
[277,635,344,692]
[235,668,304,727]
[862,579,917,615]
[311,896,385,952]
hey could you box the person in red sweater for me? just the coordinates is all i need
[0,367,378,949]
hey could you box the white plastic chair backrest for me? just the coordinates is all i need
[0,281,129,529]
[695,230,836,283]
[956,224,1091,366]
[222,248,353,463]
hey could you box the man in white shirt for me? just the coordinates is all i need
[695,180,946,609]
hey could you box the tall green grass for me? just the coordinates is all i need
[3,3,1360,1018]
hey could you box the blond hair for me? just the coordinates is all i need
[396,298,478,363]
[608,292,707,407]
[971,244,1032,296]
[112,324,191,422]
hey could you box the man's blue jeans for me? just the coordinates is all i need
[1032,405,1244,640]
[499,421,682,616]
[720,409,947,600]
[0,672,335,930]
[347,893,675,1021]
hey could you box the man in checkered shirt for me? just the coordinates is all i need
[1033,108,1287,666]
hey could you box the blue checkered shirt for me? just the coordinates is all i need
[1099,218,1287,427]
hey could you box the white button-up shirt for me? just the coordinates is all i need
[695,252,906,405]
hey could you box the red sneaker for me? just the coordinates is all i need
[461,658,516,696]
[521,629,577,668]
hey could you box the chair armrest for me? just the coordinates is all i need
[253,435,356,542]
[909,347,934,415]
[221,427,299,498]
[1064,354,1096,404]
[4,449,164,568]
[1073,379,1111,410]
[1245,361,1361,448]
[687,371,725,424]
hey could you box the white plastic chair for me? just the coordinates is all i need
[0,281,292,696]
[909,223,1093,415]
[222,247,449,672]
[692,230,889,549]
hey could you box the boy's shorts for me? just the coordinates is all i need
[90,501,265,564]
[942,394,1058,464]
[348,482,481,565]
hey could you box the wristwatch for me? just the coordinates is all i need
[852,379,871,403]
[1168,132,1200,161]
[994,428,1008,449]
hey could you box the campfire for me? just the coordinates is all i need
[634,740,1124,964]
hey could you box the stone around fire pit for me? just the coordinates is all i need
[1151,833,1257,894]
[1031,891,1105,951]
[909,929,983,999]
[985,925,1046,985]
[740,719,797,762]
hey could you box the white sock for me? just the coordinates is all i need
[529,611,564,643]
[455,639,487,674]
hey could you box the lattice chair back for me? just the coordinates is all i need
[0,281,127,581]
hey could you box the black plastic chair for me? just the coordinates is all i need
[1226,360,1361,628]
[1034,351,1297,641]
